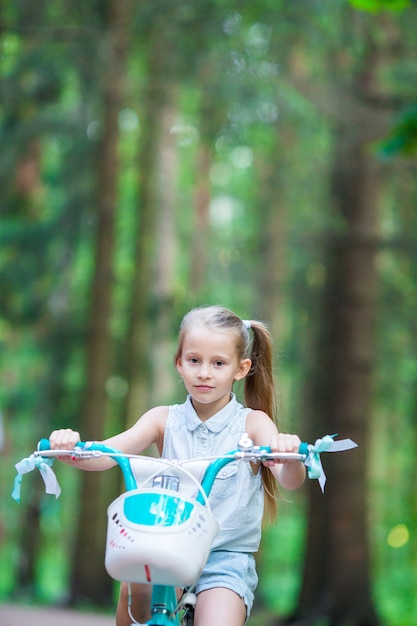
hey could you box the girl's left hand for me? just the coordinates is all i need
[263,433,302,466]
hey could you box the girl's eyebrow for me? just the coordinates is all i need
[183,349,231,361]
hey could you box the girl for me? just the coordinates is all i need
[49,305,305,626]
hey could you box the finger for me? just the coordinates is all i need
[263,435,284,466]
[49,429,80,449]
[269,435,280,452]
[279,433,301,452]
[269,433,301,463]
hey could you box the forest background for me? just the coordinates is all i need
[1,1,417,625]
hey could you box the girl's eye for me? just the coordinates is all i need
[189,358,199,364]
[214,361,225,367]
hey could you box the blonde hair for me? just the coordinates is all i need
[174,305,279,518]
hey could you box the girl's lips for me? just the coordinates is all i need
[195,385,213,391]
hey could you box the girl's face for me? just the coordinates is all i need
[176,326,251,418]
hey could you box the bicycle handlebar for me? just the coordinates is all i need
[12,433,357,503]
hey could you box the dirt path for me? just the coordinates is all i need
[0,603,115,626]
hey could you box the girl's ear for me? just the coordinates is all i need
[176,358,183,377]
[234,358,252,381]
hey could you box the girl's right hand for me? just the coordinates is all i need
[48,429,112,471]
[49,428,81,450]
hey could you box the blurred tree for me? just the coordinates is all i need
[121,8,175,425]
[255,127,291,338]
[68,0,132,605]
[284,6,401,625]
[1,1,416,622]
[150,98,181,405]
[0,0,88,597]
[121,1,230,417]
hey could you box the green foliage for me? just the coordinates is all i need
[349,0,411,12]
[1,0,417,623]
[258,497,306,615]
[378,105,417,157]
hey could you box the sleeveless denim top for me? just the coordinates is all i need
[162,393,264,553]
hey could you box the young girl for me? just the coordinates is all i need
[49,305,305,626]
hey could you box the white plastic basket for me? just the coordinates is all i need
[105,488,219,587]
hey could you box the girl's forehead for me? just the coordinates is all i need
[182,326,238,349]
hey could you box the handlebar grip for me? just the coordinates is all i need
[299,441,309,457]
[37,439,85,453]
[38,438,51,452]
[260,442,309,457]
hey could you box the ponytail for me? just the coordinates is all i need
[243,320,276,419]
[243,321,279,519]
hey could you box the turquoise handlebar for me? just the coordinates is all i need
[13,434,358,503]
[37,438,138,491]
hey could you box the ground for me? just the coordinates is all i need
[0,603,115,625]
[0,602,272,625]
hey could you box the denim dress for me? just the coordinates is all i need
[162,393,264,553]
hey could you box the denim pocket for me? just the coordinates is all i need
[211,463,238,499]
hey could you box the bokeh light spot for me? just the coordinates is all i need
[387,524,409,548]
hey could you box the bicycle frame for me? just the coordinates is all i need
[13,433,357,626]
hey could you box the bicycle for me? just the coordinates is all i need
[13,433,357,626]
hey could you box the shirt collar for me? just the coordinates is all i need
[184,393,239,433]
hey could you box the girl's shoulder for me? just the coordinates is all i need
[129,405,170,436]
[144,404,170,417]
[140,405,170,429]
[245,407,270,418]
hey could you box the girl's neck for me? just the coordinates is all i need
[190,394,233,422]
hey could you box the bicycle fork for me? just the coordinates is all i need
[145,585,196,626]
[146,585,181,626]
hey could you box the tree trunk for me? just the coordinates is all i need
[123,30,166,427]
[188,60,220,301]
[255,127,293,338]
[189,143,211,298]
[283,85,383,626]
[151,98,180,406]
[69,0,131,605]
[15,476,43,598]
[281,14,400,625]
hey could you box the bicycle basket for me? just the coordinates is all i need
[105,488,219,587]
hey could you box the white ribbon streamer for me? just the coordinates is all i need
[304,435,358,492]
[12,454,61,502]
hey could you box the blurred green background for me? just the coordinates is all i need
[1,1,416,624]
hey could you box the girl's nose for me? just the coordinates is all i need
[198,364,210,379]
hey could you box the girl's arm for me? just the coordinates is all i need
[49,405,168,471]
[246,410,306,491]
